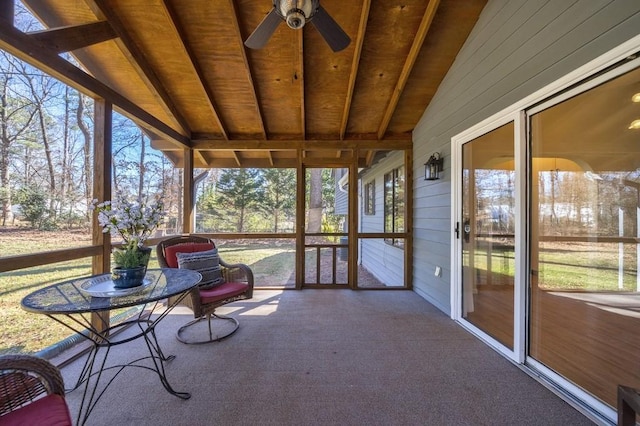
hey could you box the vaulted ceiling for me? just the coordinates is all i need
[10,0,486,168]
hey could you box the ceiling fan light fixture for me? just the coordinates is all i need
[245,0,349,51]
[285,9,306,29]
[278,0,318,29]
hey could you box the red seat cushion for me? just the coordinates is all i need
[163,242,215,268]
[0,394,72,426]
[200,281,249,304]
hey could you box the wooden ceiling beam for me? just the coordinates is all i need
[340,0,370,140]
[366,149,375,166]
[229,0,267,139]
[161,0,228,140]
[85,0,192,137]
[28,21,116,53]
[267,150,274,166]
[232,150,242,166]
[0,22,189,147]
[0,0,13,25]
[377,0,440,140]
[195,150,207,165]
[191,139,411,150]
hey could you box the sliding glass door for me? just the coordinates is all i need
[454,55,640,416]
[459,122,516,351]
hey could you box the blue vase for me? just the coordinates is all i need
[112,265,147,288]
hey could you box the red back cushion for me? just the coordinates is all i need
[163,242,215,268]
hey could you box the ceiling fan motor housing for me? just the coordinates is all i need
[276,0,319,29]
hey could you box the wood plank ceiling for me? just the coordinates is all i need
[15,0,487,168]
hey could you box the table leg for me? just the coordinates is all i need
[51,306,191,425]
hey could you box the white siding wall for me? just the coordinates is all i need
[412,0,640,314]
[360,151,404,286]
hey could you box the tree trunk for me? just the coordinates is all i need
[35,103,56,215]
[77,94,92,216]
[0,80,10,226]
[307,168,323,233]
[60,86,69,225]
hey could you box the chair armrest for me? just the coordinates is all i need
[219,260,254,288]
[0,355,65,416]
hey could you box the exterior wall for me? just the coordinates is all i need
[412,0,640,314]
[334,168,348,216]
[359,151,404,286]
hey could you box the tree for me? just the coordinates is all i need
[15,185,48,229]
[20,59,60,215]
[77,93,93,219]
[0,53,37,226]
[261,168,295,232]
[216,169,263,232]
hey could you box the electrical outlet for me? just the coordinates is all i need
[435,266,442,277]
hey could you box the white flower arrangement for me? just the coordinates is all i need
[90,195,165,268]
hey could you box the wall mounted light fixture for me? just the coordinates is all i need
[424,152,444,181]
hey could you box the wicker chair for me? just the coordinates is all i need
[156,235,254,344]
[0,354,72,426]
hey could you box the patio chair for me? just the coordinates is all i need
[0,354,72,426]
[156,235,254,344]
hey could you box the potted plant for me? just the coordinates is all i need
[91,195,165,288]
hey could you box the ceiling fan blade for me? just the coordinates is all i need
[311,5,351,52]
[245,9,282,49]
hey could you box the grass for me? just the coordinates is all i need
[2,230,638,355]
[468,240,639,291]
[0,231,296,355]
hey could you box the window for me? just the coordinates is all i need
[384,166,405,248]
[364,181,375,215]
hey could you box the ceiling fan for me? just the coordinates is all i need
[244,0,351,52]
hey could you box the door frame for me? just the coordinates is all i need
[296,154,358,289]
[450,111,526,364]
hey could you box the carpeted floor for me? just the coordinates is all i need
[59,290,595,425]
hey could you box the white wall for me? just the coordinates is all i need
[412,0,640,314]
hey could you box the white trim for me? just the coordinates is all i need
[450,137,460,320]
[528,53,640,115]
[526,358,616,424]
[513,111,527,364]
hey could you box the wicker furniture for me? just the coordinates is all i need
[156,235,254,344]
[0,354,72,426]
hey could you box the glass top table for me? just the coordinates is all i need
[22,267,201,314]
[21,268,202,426]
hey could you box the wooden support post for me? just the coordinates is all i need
[92,99,111,275]
[348,149,358,289]
[92,99,112,336]
[183,148,194,233]
[295,149,304,289]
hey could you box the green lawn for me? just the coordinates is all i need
[2,232,638,355]
[0,237,295,355]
